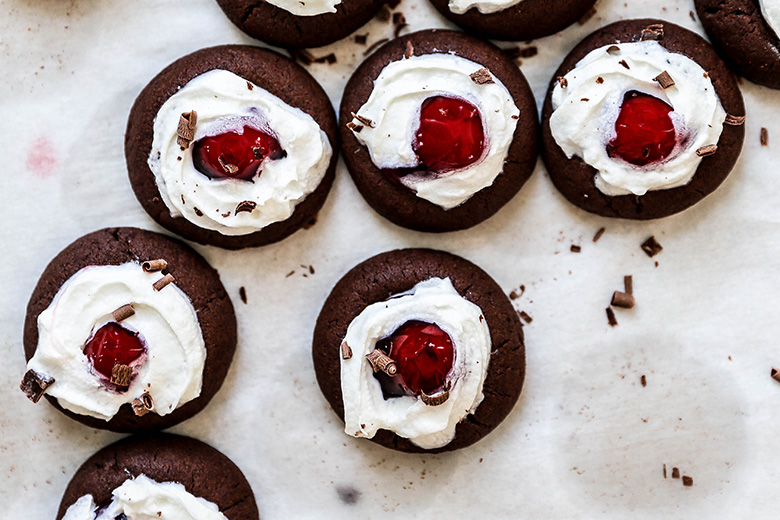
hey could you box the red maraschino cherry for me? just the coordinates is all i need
[83,322,145,382]
[192,125,285,181]
[413,96,485,173]
[607,91,677,167]
[376,320,454,397]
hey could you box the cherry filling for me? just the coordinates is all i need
[606,91,677,167]
[192,125,285,181]
[374,320,454,398]
[83,322,146,383]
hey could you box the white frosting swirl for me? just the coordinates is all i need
[265,0,341,16]
[550,41,726,196]
[149,69,332,236]
[760,0,780,38]
[448,0,523,15]
[62,474,227,520]
[350,54,520,210]
[26,263,205,421]
[340,278,490,450]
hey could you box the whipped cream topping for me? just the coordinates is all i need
[149,69,332,236]
[62,474,227,520]
[340,277,490,449]
[265,0,341,16]
[760,0,780,38]
[350,54,520,210]
[550,40,726,196]
[448,0,523,15]
[26,263,205,421]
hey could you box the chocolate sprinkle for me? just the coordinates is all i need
[20,369,54,403]
[235,200,257,214]
[606,307,618,327]
[696,144,718,157]
[761,127,769,146]
[611,291,635,309]
[142,258,168,273]
[470,68,494,85]
[624,275,633,295]
[593,227,606,242]
[152,273,175,291]
[351,112,375,128]
[518,311,533,324]
[653,71,675,89]
[111,363,133,387]
[239,286,247,304]
[641,236,663,257]
[663,464,667,478]
[724,114,745,126]
[641,374,647,387]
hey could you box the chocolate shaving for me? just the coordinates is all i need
[653,71,675,89]
[111,363,133,387]
[618,59,630,69]
[470,68,494,85]
[420,387,450,406]
[641,374,647,387]
[672,467,680,479]
[246,81,254,91]
[404,40,414,59]
[593,227,606,242]
[351,112,375,128]
[570,244,581,253]
[641,236,663,257]
[314,53,337,64]
[193,207,203,217]
[606,45,620,55]
[518,311,533,324]
[132,392,154,416]
[761,127,769,146]
[235,200,257,214]
[606,307,618,327]
[354,34,368,45]
[611,291,635,309]
[640,24,664,41]
[20,369,54,403]
[239,286,247,304]
[557,76,568,89]
[176,111,197,148]
[346,121,364,133]
[363,38,389,56]
[341,342,353,360]
[624,275,633,295]
[663,464,667,478]
[724,114,745,126]
[112,303,135,322]
[366,349,397,376]
[682,476,693,487]
[696,144,717,157]
[596,76,604,84]
[142,259,167,272]
[771,367,780,383]
[218,155,239,175]
[152,273,175,291]
[509,286,524,300]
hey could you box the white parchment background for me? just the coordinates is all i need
[1,0,779,518]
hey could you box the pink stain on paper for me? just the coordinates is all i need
[26,137,58,178]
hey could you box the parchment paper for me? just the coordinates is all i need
[1,0,779,517]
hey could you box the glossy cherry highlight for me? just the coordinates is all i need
[413,96,485,173]
[376,320,454,397]
[83,322,146,382]
[607,91,676,167]
[192,125,285,181]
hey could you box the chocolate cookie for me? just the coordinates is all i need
[57,434,259,519]
[427,0,598,41]
[215,0,385,49]
[22,227,236,433]
[339,30,539,233]
[312,249,526,453]
[125,45,338,249]
[541,19,745,220]
[695,0,780,89]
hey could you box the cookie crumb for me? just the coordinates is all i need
[354,34,368,45]
[653,70,675,89]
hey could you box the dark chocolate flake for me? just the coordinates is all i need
[557,76,568,89]
[672,467,680,479]
[20,369,54,403]
[606,307,618,327]
[111,364,133,387]
[761,127,769,146]
[570,244,581,253]
[593,227,606,242]
[624,275,633,295]
[641,236,663,257]
[618,59,630,70]
[611,291,635,309]
[235,200,257,214]
[346,121,364,133]
[653,71,675,89]
[351,112,375,128]
[354,34,367,45]
[682,476,693,487]
[470,68,494,85]
[239,286,247,304]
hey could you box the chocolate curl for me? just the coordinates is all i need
[724,114,745,126]
[142,259,167,273]
[20,370,54,403]
[771,368,780,383]
[365,349,397,376]
[351,112,375,128]
[611,291,635,309]
[112,303,135,322]
[420,387,450,406]
[176,111,197,148]
[606,307,618,327]
[341,342,353,360]
[132,392,154,416]
[696,144,718,157]
[235,200,257,214]
[624,275,633,295]
[152,273,175,291]
[111,364,132,387]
